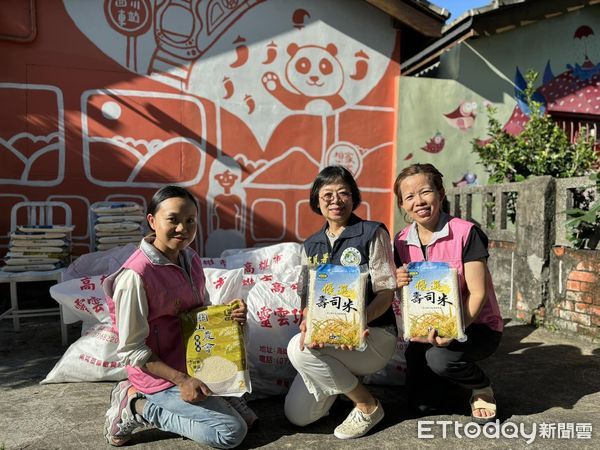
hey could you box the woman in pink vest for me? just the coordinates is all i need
[394,164,503,424]
[103,185,252,448]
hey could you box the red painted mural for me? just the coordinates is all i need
[0,0,400,257]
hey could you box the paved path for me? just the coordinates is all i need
[1,319,599,449]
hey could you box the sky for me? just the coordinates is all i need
[432,0,492,22]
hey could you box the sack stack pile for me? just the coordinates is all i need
[2,225,74,272]
[90,202,145,251]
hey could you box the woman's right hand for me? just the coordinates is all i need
[179,375,212,403]
[396,264,411,288]
[299,307,326,350]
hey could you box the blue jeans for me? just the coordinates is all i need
[143,386,247,449]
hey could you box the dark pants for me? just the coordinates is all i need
[405,323,502,407]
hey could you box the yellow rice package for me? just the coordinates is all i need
[402,262,466,341]
[304,264,368,350]
[180,303,251,397]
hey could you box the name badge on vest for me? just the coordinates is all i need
[340,247,362,266]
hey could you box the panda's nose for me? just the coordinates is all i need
[310,75,319,82]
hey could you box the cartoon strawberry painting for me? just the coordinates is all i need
[420,131,445,153]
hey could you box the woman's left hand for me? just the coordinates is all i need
[410,327,453,347]
[229,298,247,326]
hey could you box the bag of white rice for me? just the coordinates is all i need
[181,303,251,397]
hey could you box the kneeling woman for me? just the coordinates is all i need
[285,166,397,440]
[394,163,503,423]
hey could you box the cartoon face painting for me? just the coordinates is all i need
[444,101,478,131]
[262,43,346,113]
[286,43,344,97]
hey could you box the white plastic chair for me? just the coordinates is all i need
[0,201,73,345]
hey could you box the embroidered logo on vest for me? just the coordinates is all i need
[340,247,361,266]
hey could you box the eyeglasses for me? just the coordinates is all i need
[319,191,352,203]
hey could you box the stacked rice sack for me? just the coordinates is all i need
[2,225,74,272]
[90,202,145,251]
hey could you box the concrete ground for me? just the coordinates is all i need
[1,317,599,450]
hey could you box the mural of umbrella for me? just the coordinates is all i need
[574,25,594,57]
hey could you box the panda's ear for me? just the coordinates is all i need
[326,44,338,56]
[287,43,299,56]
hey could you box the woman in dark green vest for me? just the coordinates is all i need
[284,165,397,440]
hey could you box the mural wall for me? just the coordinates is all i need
[395,6,600,228]
[0,0,400,257]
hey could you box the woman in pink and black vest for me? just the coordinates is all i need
[394,164,503,424]
[102,185,251,448]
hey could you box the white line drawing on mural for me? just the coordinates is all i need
[250,198,286,242]
[0,83,65,186]
[0,194,29,249]
[80,89,207,188]
[104,0,153,72]
[242,147,320,190]
[206,156,246,256]
[148,0,265,90]
[46,195,91,253]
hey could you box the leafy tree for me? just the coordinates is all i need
[473,70,597,183]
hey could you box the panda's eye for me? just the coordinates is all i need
[295,57,311,74]
[319,58,333,75]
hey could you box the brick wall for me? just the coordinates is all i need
[549,247,600,342]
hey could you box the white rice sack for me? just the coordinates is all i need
[363,294,407,386]
[41,323,126,383]
[1,264,59,272]
[246,277,302,398]
[4,257,60,265]
[11,231,66,239]
[97,235,143,244]
[223,243,302,274]
[96,215,145,223]
[91,203,144,215]
[203,268,245,306]
[199,257,227,269]
[11,239,68,247]
[95,223,141,233]
[18,225,74,233]
[63,244,137,281]
[7,246,66,254]
[49,275,111,324]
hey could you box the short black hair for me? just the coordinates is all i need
[147,185,198,218]
[309,165,361,215]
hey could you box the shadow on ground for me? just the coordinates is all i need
[1,317,599,448]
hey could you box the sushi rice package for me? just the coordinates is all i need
[402,261,465,341]
[181,303,251,397]
[304,264,368,350]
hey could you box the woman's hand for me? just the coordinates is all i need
[229,298,247,326]
[179,375,212,403]
[396,264,411,289]
[410,327,453,347]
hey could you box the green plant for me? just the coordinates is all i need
[566,172,600,249]
[473,70,597,183]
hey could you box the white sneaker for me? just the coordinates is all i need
[333,400,384,439]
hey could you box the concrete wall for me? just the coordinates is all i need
[448,176,600,343]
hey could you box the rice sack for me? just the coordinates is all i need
[304,264,368,350]
[181,303,251,397]
[402,261,465,341]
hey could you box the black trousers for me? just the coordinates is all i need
[405,323,502,404]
